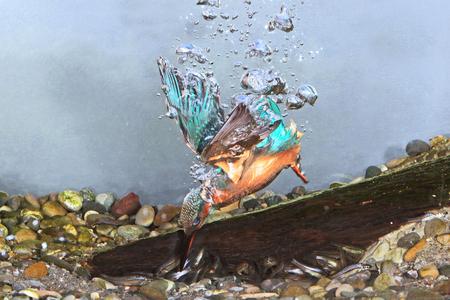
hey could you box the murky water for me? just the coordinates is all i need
[0,1,449,203]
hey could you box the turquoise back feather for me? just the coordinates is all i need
[255,97,300,153]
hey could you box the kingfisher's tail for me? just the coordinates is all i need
[157,57,225,154]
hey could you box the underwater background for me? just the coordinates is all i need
[0,0,449,203]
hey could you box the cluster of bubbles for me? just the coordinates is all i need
[267,5,294,32]
[240,68,286,95]
[159,0,321,178]
[176,43,208,64]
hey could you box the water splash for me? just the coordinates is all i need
[246,39,272,58]
[297,84,318,106]
[240,69,287,95]
[267,5,294,32]
[176,43,208,64]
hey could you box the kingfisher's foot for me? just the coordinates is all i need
[291,165,309,184]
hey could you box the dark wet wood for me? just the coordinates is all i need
[90,155,450,277]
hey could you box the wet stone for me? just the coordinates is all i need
[260,278,285,292]
[419,264,439,279]
[8,195,23,211]
[0,224,8,237]
[365,166,382,178]
[335,283,354,297]
[406,288,443,300]
[95,193,115,210]
[23,262,48,279]
[15,228,38,243]
[135,205,156,227]
[242,198,259,211]
[82,201,107,214]
[280,282,307,297]
[436,233,450,245]
[373,273,395,291]
[23,194,40,209]
[80,188,95,202]
[403,238,427,262]
[424,218,447,237]
[42,201,67,217]
[406,139,431,156]
[111,192,141,217]
[397,232,420,248]
[433,279,450,296]
[265,195,282,207]
[436,264,450,279]
[117,225,148,241]
[154,205,180,226]
[58,190,83,212]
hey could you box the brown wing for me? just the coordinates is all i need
[200,103,280,182]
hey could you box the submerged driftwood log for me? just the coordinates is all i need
[90,155,450,277]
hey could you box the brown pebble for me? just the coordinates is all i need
[436,233,450,245]
[15,228,38,243]
[24,262,48,279]
[419,264,439,280]
[280,282,308,297]
[110,192,141,218]
[154,205,181,226]
[403,239,427,262]
[385,157,407,169]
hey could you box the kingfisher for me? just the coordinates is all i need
[157,57,308,269]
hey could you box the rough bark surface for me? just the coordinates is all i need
[90,155,450,277]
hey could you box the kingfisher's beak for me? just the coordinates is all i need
[291,165,309,184]
[179,230,196,271]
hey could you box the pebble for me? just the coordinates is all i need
[15,228,38,243]
[42,201,67,217]
[438,265,450,277]
[80,188,96,202]
[139,279,174,300]
[406,139,431,156]
[23,262,48,279]
[154,205,181,226]
[406,288,443,300]
[397,232,421,248]
[335,283,354,297]
[0,224,9,237]
[95,193,115,210]
[371,241,390,262]
[58,190,83,212]
[260,278,285,292]
[419,264,440,279]
[135,205,155,227]
[436,233,450,245]
[82,201,107,214]
[117,225,148,241]
[373,273,395,291]
[329,182,345,188]
[265,195,282,207]
[424,218,447,237]
[242,198,259,211]
[403,239,427,262]
[240,293,279,299]
[385,157,407,169]
[280,282,308,297]
[111,192,141,218]
[24,194,40,209]
[365,166,382,178]
[433,279,450,296]
[308,285,326,298]
[290,186,306,197]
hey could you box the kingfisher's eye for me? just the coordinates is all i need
[192,216,200,227]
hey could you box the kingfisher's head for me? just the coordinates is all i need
[179,187,213,235]
[178,186,214,270]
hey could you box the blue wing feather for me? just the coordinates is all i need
[157,57,225,154]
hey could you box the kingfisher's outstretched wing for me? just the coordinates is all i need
[157,57,225,154]
[200,96,285,182]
